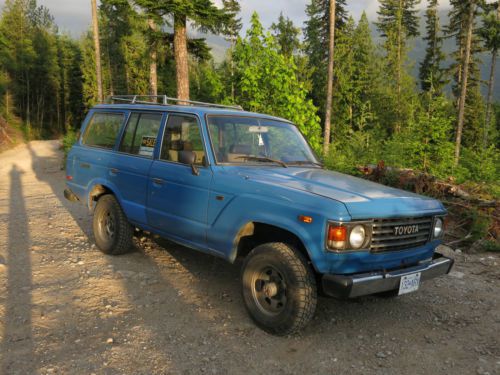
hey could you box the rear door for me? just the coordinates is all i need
[108,111,164,225]
[70,111,126,200]
[147,113,212,247]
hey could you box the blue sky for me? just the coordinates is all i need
[0,0,452,37]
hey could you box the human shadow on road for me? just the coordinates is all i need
[1,164,35,374]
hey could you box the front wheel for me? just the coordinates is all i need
[241,242,317,335]
[93,194,133,255]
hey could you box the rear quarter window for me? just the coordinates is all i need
[82,112,125,149]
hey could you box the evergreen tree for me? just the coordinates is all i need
[303,0,347,119]
[221,0,241,101]
[134,0,231,100]
[376,0,420,133]
[446,0,484,164]
[479,1,500,147]
[419,0,447,94]
[271,13,301,58]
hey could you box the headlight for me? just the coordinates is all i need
[433,218,444,238]
[326,222,371,251]
[349,225,366,249]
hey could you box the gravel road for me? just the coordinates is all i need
[0,140,499,375]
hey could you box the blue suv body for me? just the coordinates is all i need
[65,97,453,335]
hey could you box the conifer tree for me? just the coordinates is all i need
[419,0,446,94]
[376,0,420,133]
[271,13,301,58]
[303,0,347,119]
[479,1,500,148]
[134,0,231,101]
[222,0,241,101]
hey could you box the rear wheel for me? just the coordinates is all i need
[241,242,317,335]
[93,194,133,255]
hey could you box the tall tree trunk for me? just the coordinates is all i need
[148,18,158,97]
[484,49,497,148]
[323,0,336,155]
[484,3,500,149]
[174,14,189,101]
[454,2,475,166]
[91,0,103,103]
[396,0,403,133]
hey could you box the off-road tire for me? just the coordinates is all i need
[241,242,317,335]
[93,194,133,255]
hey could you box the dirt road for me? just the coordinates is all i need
[0,140,499,375]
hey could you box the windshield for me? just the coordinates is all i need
[207,116,320,166]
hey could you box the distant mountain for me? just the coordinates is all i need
[203,8,500,100]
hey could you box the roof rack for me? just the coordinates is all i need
[106,95,244,111]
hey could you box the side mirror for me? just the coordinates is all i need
[178,151,200,176]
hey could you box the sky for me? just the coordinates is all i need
[0,0,452,37]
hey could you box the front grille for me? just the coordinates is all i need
[370,216,433,252]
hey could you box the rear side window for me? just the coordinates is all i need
[119,112,163,158]
[82,112,125,149]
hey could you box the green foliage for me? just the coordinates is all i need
[271,12,301,58]
[233,13,322,150]
[62,127,78,161]
[419,0,447,93]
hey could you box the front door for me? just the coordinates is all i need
[147,113,212,247]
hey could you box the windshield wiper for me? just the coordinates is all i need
[287,160,323,168]
[236,156,288,168]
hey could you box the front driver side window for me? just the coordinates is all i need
[160,114,205,166]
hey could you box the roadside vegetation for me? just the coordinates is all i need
[0,0,498,250]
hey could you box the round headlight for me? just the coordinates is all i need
[434,218,444,238]
[349,225,366,249]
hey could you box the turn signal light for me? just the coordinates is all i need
[298,215,313,224]
[327,225,346,250]
[328,226,346,241]
[66,175,73,181]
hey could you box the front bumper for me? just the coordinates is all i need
[322,253,454,298]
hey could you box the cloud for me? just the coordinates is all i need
[0,0,455,37]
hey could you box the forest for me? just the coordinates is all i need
[0,1,498,220]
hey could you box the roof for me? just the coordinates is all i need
[92,103,293,124]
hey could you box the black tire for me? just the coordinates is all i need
[241,242,317,335]
[93,194,133,255]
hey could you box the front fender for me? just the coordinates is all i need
[207,193,349,274]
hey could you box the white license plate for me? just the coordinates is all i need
[398,272,421,295]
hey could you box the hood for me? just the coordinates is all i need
[240,167,445,220]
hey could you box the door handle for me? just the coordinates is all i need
[152,178,164,185]
[109,168,119,175]
[80,162,90,169]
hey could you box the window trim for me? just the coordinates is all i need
[81,110,128,151]
[158,111,210,168]
[116,111,165,159]
[204,114,319,166]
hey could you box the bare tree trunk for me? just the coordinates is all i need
[484,3,500,149]
[484,49,497,148]
[91,0,103,103]
[174,14,189,101]
[395,0,403,133]
[148,18,158,97]
[230,35,236,101]
[454,2,475,166]
[323,0,336,155]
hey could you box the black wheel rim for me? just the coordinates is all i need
[250,266,287,316]
[99,210,116,240]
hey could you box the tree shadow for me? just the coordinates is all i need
[1,164,35,374]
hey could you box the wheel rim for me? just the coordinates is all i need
[250,266,287,316]
[99,210,116,240]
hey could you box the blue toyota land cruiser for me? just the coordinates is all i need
[65,95,453,335]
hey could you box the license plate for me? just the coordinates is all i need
[398,272,421,295]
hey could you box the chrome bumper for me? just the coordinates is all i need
[322,253,454,298]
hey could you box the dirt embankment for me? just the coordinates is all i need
[0,141,499,375]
